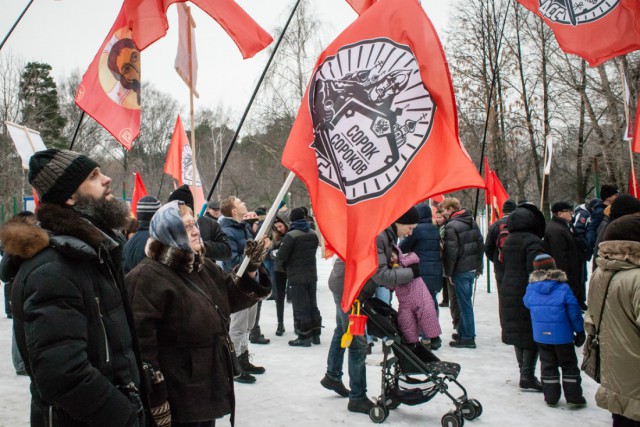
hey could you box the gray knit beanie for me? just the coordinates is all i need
[28,149,99,204]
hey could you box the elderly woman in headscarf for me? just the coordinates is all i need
[126,201,271,427]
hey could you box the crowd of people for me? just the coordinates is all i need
[0,148,638,427]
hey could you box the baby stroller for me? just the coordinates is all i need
[361,298,482,426]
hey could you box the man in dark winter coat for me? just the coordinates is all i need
[441,198,483,349]
[484,199,517,288]
[168,185,231,262]
[276,207,321,347]
[0,149,147,427]
[543,202,587,309]
[500,203,545,391]
[586,184,619,249]
[123,195,161,273]
[399,202,443,310]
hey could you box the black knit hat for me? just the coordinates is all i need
[396,206,420,225]
[600,184,619,201]
[28,149,99,204]
[533,254,557,271]
[167,185,194,211]
[610,194,640,220]
[137,196,161,221]
[603,215,640,242]
[551,201,573,213]
[502,199,517,214]
[289,207,306,222]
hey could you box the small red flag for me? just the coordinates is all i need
[130,172,149,217]
[632,95,640,154]
[282,0,485,311]
[32,187,39,210]
[629,169,640,198]
[516,0,640,67]
[484,157,493,207]
[484,158,509,223]
[124,0,273,58]
[76,5,141,150]
[164,115,206,210]
[346,0,376,15]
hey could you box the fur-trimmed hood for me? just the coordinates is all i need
[529,268,568,284]
[0,217,49,259]
[145,238,204,274]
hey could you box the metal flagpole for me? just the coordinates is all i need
[201,0,303,217]
[540,138,549,210]
[0,0,34,51]
[69,111,85,150]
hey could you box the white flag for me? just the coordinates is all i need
[544,134,553,175]
[175,4,199,97]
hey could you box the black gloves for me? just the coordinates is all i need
[410,263,420,278]
[574,331,586,348]
[244,239,267,273]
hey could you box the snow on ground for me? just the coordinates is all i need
[0,253,611,426]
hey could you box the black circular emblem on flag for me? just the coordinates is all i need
[538,0,619,26]
[308,38,435,205]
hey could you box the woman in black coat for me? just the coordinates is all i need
[126,201,271,427]
[499,204,545,392]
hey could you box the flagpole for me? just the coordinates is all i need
[0,0,34,51]
[473,0,513,221]
[68,111,86,151]
[235,171,296,277]
[629,140,637,198]
[540,137,549,211]
[201,0,302,217]
[184,6,200,216]
[619,62,637,198]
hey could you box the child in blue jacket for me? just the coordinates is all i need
[524,254,587,407]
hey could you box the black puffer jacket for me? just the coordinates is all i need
[126,241,271,423]
[197,215,232,261]
[276,226,319,283]
[543,216,583,299]
[442,209,483,277]
[0,203,145,427]
[484,215,509,283]
[123,220,150,273]
[499,204,545,349]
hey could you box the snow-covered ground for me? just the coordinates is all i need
[0,254,611,426]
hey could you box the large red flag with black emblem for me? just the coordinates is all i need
[123,0,273,58]
[282,0,485,311]
[516,0,640,67]
[76,5,140,150]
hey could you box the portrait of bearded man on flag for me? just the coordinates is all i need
[100,28,141,110]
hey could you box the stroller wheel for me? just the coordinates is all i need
[369,405,388,423]
[469,399,482,418]
[377,396,400,410]
[441,411,464,427]
[460,401,478,420]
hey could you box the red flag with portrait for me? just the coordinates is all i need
[282,0,485,311]
[76,5,140,150]
[516,0,640,67]
[130,172,149,217]
[124,0,273,58]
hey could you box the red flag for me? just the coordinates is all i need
[282,0,485,311]
[346,0,376,15]
[632,95,640,153]
[484,157,493,207]
[175,4,199,97]
[484,158,509,223]
[516,0,640,67]
[124,0,273,58]
[130,172,149,217]
[629,169,640,198]
[76,5,141,150]
[164,115,206,210]
[32,187,39,210]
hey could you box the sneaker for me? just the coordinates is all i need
[320,375,350,397]
[275,323,285,336]
[250,334,271,345]
[288,337,311,347]
[312,335,321,345]
[234,370,256,384]
[566,396,587,407]
[347,398,375,414]
[449,339,476,348]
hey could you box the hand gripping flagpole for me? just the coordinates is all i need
[200,0,302,217]
[235,171,295,277]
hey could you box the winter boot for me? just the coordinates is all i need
[541,376,561,406]
[288,336,312,347]
[233,370,256,384]
[563,375,586,407]
[320,374,350,397]
[347,398,375,414]
[312,335,321,345]
[429,337,442,350]
[275,323,285,336]
[239,350,265,374]
[519,348,543,392]
[249,324,270,344]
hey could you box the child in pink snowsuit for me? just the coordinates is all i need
[392,248,442,344]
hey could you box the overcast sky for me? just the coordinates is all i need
[1,0,452,116]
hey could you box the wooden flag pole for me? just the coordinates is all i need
[186,6,199,215]
[540,138,549,211]
[629,140,637,198]
[201,0,302,216]
[235,171,295,278]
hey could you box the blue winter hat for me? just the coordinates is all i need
[149,200,193,252]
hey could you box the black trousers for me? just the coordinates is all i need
[613,413,640,427]
[4,281,12,317]
[274,271,287,324]
[289,279,321,338]
[538,342,582,401]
